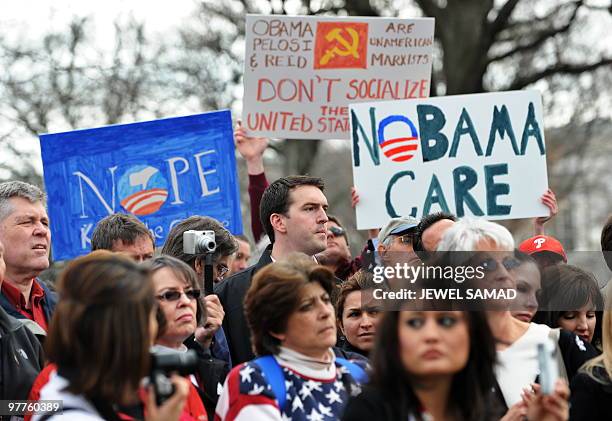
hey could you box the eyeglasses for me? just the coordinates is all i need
[216,263,229,280]
[156,289,201,302]
[479,256,521,272]
[397,233,414,245]
[328,226,346,237]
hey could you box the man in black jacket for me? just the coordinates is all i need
[215,175,329,364]
[0,239,44,400]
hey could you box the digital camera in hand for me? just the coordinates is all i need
[183,230,216,254]
[537,338,559,395]
[150,349,198,405]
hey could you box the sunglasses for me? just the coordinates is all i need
[156,289,201,302]
[479,256,521,272]
[328,226,346,237]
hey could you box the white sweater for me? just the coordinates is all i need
[32,372,103,421]
[495,322,552,406]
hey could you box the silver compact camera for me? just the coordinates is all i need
[183,230,216,254]
[537,338,559,395]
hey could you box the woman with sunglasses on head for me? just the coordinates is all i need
[436,219,582,418]
[146,255,229,419]
[533,264,603,347]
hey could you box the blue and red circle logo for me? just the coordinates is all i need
[378,115,419,162]
[118,165,169,216]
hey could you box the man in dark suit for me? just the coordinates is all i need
[215,175,329,364]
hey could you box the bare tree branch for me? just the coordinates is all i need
[488,1,582,63]
[508,57,612,90]
[413,0,442,19]
[487,0,522,41]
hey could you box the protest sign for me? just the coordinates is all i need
[350,90,549,229]
[243,15,434,140]
[39,110,242,261]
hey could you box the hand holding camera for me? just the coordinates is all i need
[537,339,558,395]
[150,349,199,406]
[145,373,190,421]
[504,339,569,421]
[522,381,570,421]
[194,294,225,348]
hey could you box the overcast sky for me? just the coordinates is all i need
[1,1,201,174]
[1,0,610,176]
[1,0,196,41]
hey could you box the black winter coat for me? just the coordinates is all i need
[214,246,273,365]
[0,306,45,400]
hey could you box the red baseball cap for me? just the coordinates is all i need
[518,235,567,262]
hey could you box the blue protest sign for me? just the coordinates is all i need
[39,110,242,261]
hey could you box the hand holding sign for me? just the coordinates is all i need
[534,188,558,235]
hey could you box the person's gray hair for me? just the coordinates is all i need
[0,181,46,221]
[437,218,514,252]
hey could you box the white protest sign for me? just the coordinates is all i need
[350,90,550,229]
[243,15,434,140]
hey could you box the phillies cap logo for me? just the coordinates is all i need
[118,165,169,216]
[378,115,419,162]
[534,238,546,249]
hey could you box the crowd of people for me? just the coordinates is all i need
[0,125,611,421]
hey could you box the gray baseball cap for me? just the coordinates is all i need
[378,216,419,244]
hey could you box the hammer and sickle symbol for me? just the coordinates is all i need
[320,27,360,66]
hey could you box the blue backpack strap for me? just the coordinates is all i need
[336,357,369,384]
[253,356,287,411]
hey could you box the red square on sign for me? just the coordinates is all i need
[314,22,368,69]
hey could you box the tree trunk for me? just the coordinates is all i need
[282,139,321,175]
[434,0,493,94]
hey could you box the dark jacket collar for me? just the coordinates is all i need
[0,277,57,324]
[0,305,26,335]
[254,244,273,272]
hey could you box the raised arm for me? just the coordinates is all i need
[534,188,558,235]
[235,121,270,243]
